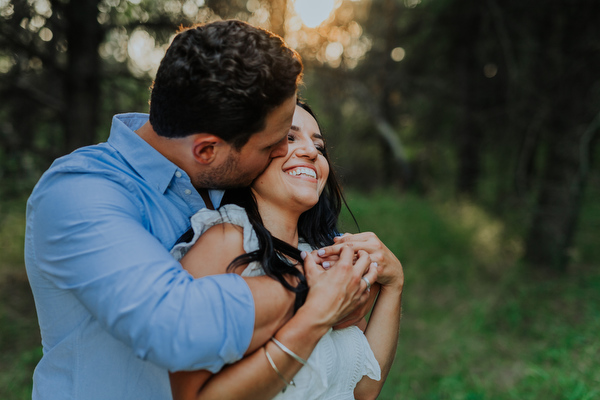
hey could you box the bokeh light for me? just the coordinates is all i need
[39,27,53,42]
[294,0,337,28]
[127,29,167,77]
[390,47,405,62]
[483,63,498,78]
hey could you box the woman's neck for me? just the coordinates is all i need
[255,199,301,247]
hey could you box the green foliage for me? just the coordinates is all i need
[1,192,599,398]
[572,178,600,266]
[0,198,27,270]
[340,191,600,399]
[0,198,40,400]
[2,0,598,271]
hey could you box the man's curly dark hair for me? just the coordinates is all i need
[149,20,303,149]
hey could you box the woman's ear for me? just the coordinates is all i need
[192,135,226,165]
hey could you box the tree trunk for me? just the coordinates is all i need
[63,0,102,153]
[377,0,410,187]
[456,47,482,196]
[455,3,482,196]
[523,0,600,272]
[524,125,587,271]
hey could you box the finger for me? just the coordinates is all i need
[321,255,358,271]
[337,244,356,267]
[322,236,380,257]
[317,243,348,258]
[333,232,372,244]
[361,263,378,291]
[301,251,321,282]
[319,254,340,270]
[333,233,351,242]
[338,234,384,259]
[311,250,340,266]
[353,250,372,278]
[353,281,374,313]
[309,249,325,265]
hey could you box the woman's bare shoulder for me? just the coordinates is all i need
[179,222,246,278]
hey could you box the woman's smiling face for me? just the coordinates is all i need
[251,105,330,213]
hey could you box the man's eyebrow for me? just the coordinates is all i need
[290,125,300,131]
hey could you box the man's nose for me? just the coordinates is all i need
[270,138,288,158]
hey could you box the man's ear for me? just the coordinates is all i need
[192,134,226,165]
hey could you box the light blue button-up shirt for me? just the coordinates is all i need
[24,113,255,400]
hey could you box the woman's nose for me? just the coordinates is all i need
[296,140,318,159]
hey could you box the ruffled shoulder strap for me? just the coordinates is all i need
[170,204,259,260]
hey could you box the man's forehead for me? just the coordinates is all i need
[253,129,287,151]
[243,96,296,146]
[243,124,285,150]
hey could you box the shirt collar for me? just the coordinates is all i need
[107,113,178,194]
[106,113,226,207]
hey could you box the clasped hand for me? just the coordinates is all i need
[315,232,404,293]
[310,233,403,329]
[300,244,377,328]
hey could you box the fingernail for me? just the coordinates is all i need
[372,262,378,268]
[317,249,325,256]
[301,251,307,260]
[323,262,330,269]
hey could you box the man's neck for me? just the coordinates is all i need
[135,121,193,178]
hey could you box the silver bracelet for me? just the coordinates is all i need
[270,337,308,366]
[264,348,295,390]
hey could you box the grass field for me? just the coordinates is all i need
[1,189,599,399]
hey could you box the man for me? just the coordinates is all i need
[25,20,396,399]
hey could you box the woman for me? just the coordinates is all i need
[169,102,404,399]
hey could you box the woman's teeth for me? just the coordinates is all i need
[287,167,316,179]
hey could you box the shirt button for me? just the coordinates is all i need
[184,189,192,195]
[175,171,182,178]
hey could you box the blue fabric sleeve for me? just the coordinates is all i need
[29,172,254,373]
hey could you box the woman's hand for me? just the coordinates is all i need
[317,233,404,294]
[332,282,380,330]
[301,245,377,328]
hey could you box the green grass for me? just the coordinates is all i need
[0,198,41,400]
[1,190,599,399]
[341,190,600,399]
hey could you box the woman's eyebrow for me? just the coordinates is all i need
[290,125,323,140]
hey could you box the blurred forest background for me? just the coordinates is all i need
[1,0,599,398]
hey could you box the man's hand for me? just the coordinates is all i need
[301,245,377,327]
[317,233,404,293]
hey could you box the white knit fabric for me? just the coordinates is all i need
[171,204,381,399]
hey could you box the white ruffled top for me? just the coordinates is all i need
[171,204,381,400]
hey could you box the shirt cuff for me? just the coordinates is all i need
[202,273,255,372]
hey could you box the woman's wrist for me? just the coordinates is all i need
[292,304,333,338]
[379,282,403,298]
[271,304,331,362]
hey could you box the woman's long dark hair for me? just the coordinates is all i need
[221,101,356,312]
